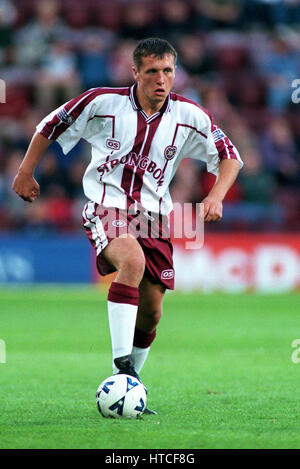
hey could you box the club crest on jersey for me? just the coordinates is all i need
[57,108,75,125]
[106,139,120,151]
[164,145,177,161]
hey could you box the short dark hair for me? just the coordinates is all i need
[133,37,177,70]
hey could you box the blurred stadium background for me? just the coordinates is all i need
[0,0,300,292]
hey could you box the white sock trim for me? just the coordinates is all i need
[131,345,151,374]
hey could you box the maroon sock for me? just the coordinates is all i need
[133,327,156,348]
[108,281,139,306]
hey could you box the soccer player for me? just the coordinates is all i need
[12,38,243,415]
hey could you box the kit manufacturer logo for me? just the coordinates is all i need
[161,269,174,279]
[106,139,120,150]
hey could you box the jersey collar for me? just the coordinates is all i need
[129,83,171,123]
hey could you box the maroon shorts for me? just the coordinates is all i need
[82,201,175,290]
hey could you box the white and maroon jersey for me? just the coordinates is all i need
[36,84,243,215]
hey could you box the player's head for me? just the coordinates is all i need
[133,38,177,71]
[132,38,177,108]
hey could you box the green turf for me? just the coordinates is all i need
[0,287,300,449]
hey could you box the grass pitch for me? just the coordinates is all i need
[0,287,299,449]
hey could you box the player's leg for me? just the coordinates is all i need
[132,277,165,415]
[104,233,145,287]
[132,276,166,374]
[103,234,145,375]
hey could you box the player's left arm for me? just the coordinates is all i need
[202,158,241,222]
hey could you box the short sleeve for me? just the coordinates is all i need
[205,116,243,174]
[183,104,243,175]
[36,88,99,155]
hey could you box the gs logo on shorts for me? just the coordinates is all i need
[161,269,174,280]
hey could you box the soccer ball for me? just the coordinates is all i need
[96,374,147,419]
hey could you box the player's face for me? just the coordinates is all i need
[133,54,176,110]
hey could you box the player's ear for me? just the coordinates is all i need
[132,65,138,81]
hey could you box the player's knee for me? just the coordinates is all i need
[123,254,145,278]
[118,250,145,283]
[139,307,162,330]
[151,309,162,327]
[106,235,145,282]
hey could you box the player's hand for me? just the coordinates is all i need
[12,171,40,203]
[201,195,223,222]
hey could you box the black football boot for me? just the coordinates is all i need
[114,354,157,415]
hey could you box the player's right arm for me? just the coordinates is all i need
[12,131,51,203]
[13,88,103,202]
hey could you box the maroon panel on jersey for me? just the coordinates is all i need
[120,112,147,207]
[131,115,162,202]
[122,84,169,206]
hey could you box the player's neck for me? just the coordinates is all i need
[136,88,165,117]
